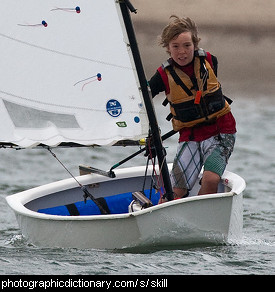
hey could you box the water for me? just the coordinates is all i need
[0,95,274,275]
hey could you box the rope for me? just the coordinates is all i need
[45,147,108,214]
[142,137,165,201]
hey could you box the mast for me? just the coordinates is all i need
[119,1,174,201]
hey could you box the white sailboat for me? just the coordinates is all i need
[1,0,245,250]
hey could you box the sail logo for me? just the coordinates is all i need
[106,99,122,117]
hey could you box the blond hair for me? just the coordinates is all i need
[159,16,201,49]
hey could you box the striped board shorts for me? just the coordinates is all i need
[170,133,236,190]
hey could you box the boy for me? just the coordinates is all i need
[149,16,236,201]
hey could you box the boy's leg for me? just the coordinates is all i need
[170,141,202,198]
[199,133,236,195]
[198,170,220,195]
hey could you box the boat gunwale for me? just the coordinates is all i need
[6,165,246,222]
[7,191,236,221]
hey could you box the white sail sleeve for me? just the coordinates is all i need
[0,0,148,148]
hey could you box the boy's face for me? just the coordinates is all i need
[167,31,194,66]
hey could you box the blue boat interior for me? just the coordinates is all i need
[38,189,160,216]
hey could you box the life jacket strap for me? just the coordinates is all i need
[166,66,193,96]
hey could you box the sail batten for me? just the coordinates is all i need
[0,0,148,148]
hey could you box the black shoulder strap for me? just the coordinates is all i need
[161,58,193,106]
[166,66,193,96]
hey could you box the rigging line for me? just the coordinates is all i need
[46,147,81,187]
[45,147,108,214]
[0,32,132,71]
[156,157,165,195]
[142,155,156,201]
[152,159,165,197]
[146,138,164,197]
[148,139,165,192]
[141,155,150,194]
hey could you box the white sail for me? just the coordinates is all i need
[0,0,148,148]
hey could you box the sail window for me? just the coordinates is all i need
[3,100,80,129]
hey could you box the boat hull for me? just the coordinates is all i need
[6,165,245,249]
